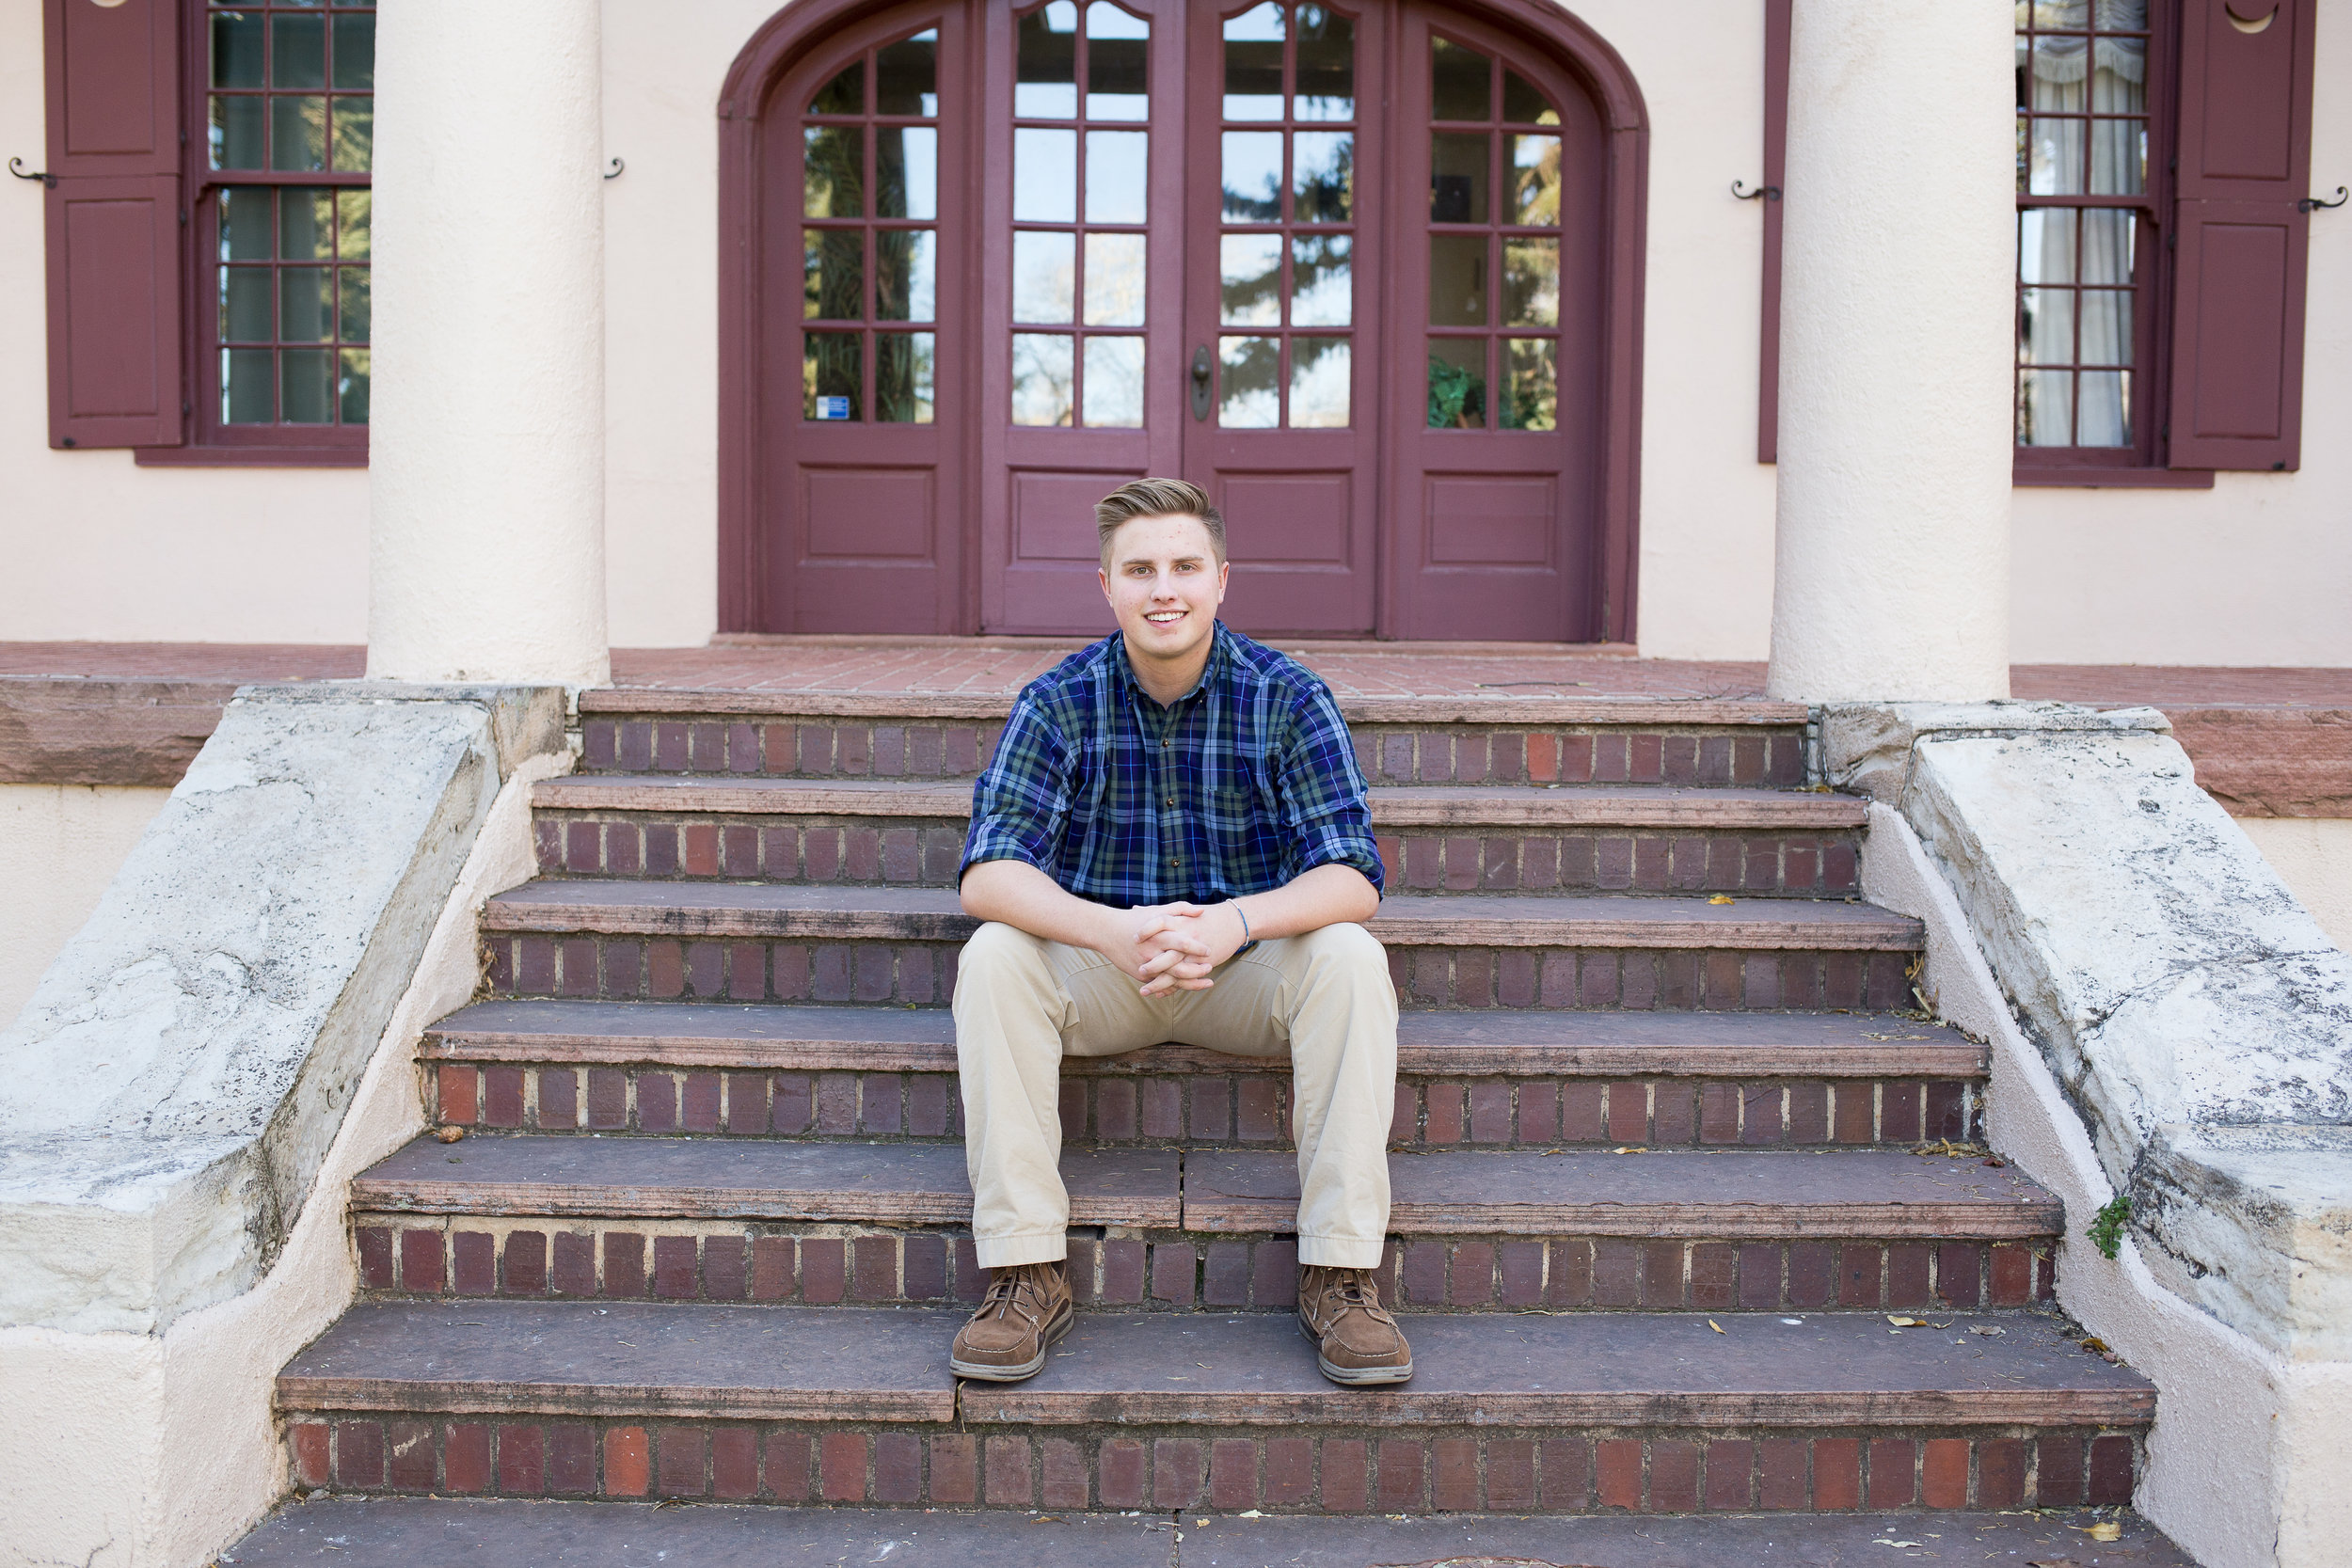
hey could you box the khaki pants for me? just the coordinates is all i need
[953,919,1398,1270]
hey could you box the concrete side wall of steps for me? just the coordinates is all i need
[1842,704,2352,1568]
[0,688,573,1568]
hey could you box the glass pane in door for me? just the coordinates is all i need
[1007,1,1151,427]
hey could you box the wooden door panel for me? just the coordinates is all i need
[1179,0,1382,639]
[1382,2,1605,641]
[760,2,970,634]
[977,0,1189,633]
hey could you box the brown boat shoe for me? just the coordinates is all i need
[1297,1265,1413,1385]
[949,1260,1075,1382]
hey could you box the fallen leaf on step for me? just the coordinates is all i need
[1872,1544,1922,1551]
[436,1126,465,1144]
[1968,1324,2006,1336]
[1030,1516,1063,1524]
[1886,1315,1925,1327]
[1708,895,1736,905]
[1708,1320,1724,1334]
[1236,1511,1263,1518]
[2080,1336,2110,1354]
[1612,1146,1647,1154]
[2025,1560,2081,1567]
[2085,1522,2122,1542]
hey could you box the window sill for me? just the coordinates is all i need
[2013,465,2215,489]
[135,445,367,469]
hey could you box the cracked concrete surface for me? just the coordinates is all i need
[0,687,562,1335]
[1827,703,2352,1361]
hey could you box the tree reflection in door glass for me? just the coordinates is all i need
[1011,333,1075,425]
[1220,235,1283,325]
[1222,132,1284,221]
[1083,336,1145,426]
[1218,335,1280,427]
[1293,132,1354,223]
[1290,336,1350,426]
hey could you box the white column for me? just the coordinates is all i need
[366,1,610,687]
[1766,0,2013,703]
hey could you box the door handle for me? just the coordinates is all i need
[1190,345,1214,421]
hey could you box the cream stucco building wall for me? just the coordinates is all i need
[1,0,2346,660]
[0,784,171,1022]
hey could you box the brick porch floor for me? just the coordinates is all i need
[3,641,2345,812]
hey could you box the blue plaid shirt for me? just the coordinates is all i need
[960,623,1384,908]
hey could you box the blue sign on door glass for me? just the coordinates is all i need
[816,396,852,420]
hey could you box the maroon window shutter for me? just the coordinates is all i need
[2167,0,2315,471]
[1756,0,1790,464]
[41,0,183,450]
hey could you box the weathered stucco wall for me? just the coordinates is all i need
[0,740,567,1568]
[0,784,171,1023]
[2,0,2348,660]
[1861,800,2352,1568]
[0,687,563,1335]
[2237,816,2352,954]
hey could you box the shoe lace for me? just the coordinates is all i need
[1328,1270,1376,1308]
[977,1264,1050,1326]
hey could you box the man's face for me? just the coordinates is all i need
[1099,513,1229,665]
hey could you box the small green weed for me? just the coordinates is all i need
[2087,1195,2131,1259]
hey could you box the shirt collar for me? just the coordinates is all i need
[1111,621,1230,712]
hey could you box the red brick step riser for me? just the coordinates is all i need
[281,1416,2137,1514]
[353,1222,2054,1314]
[580,718,1810,790]
[529,814,1866,900]
[426,1062,1979,1149]
[479,935,1921,1013]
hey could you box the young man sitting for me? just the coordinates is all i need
[949,477,1409,1387]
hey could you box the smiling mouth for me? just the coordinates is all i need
[1144,610,1186,625]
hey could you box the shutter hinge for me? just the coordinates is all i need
[183,400,193,415]
[2167,228,2176,251]
[180,206,188,225]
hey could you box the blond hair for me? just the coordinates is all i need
[1094,478,1226,566]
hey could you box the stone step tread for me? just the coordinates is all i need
[354,1136,2056,1241]
[354,1139,1176,1227]
[222,1498,2195,1566]
[1185,1148,2059,1237]
[278,1300,2154,1427]
[482,881,1926,951]
[423,999,1984,1077]
[535,774,1868,830]
[579,688,1814,727]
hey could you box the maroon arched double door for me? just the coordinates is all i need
[719,0,1645,641]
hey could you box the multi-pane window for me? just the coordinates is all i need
[1424,36,1561,432]
[2014,0,2153,450]
[205,0,373,430]
[1216,2,1354,429]
[1008,1,1150,428]
[803,29,942,423]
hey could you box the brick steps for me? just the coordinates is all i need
[535,776,1864,828]
[530,778,1867,897]
[483,882,1918,950]
[356,1212,2055,1313]
[349,1139,2061,1311]
[576,701,1812,790]
[224,1497,2194,1565]
[354,1137,2058,1242]
[423,999,1982,1078]
[421,1000,1981,1150]
[277,1302,2152,1513]
[477,884,1925,1012]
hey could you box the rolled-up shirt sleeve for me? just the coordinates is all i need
[1273,682,1385,896]
[960,693,1074,883]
